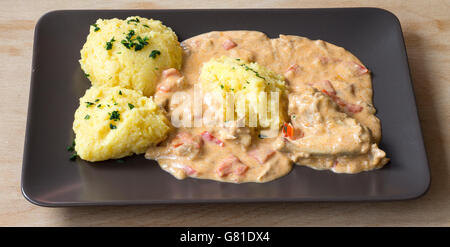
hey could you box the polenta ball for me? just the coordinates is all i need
[80,16,182,96]
[199,56,287,128]
[73,86,171,162]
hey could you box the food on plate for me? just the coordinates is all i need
[199,56,287,128]
[144,30,388,182]
[73,17,389,183]
[73,86,171,162]
[273,86,388,173]
[79,16,182,96]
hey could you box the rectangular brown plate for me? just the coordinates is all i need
[22,8,429,206]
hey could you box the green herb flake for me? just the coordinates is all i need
[143,24,150,28]
[69,153,78,161]
[91,24,100,32]
[105,37,115,50]
[97,104,102,108]
[95,99,100,102]
[84,73,90,77]
[149,50,161,59]
[128,103,135,110]
[109,111,120,121]
[220,84,224,89]
[67,140,75,152]
[292,115,296,119]
[84,114,90,120]
[119,90,122,95]
[127,18,140,24]
[155,67,159,70]
[85,102,95,107]
[110,124,117,130]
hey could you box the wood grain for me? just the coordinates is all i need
[0,0,448,226]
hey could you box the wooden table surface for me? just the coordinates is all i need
[0,0,449,226]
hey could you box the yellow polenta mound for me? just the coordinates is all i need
[199,56,287,128]
[80,16,182,96]
[73,86,171,162]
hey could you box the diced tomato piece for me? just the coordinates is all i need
[201,131,224,147]
[162,68,181,78]
[322,90,363,114]
[157,83,171,93]
[222,39,237,50]
[248,148,275,164]
[235,164,249,176]
[287,64,300,72]
[349,62,369,75]
[183,165,197,175]
[172,132,202,149]
[345,103,363,113]
[282,123,303,140]
[216,155,248,177]
[216,161,233,177]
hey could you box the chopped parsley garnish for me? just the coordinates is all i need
[105,37,115,50]
[143,24,150,28]
[149,50,161,59]
[84,114,90,120]
[91,24,100,32]
[155,67,159,70]
[127,18,140,24]
[236,58,241,61]
[97,104,102,108]
[246,81,250,84]
[125,30,135,40]
[84,73,90,77]
[292,115,296,119]
[109,111,120,121]
[69,153,78,161]
[85,102,95,107]
[128,103,135,110]
[95,99,100,102]
[121,39,132,49]
[67,140,75,152]
[121,30,149,51]
[220,84,224,89]
[110,124,117,129]
[240,64,266,80]
[119,90,122,95]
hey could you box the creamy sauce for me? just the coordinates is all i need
[145,31,389,183]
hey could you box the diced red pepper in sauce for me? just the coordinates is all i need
[235,164,249,175]
[222,39,237,50]
[322,89,363,114]
[162,68,181,78]
[287,64,300,73]
[172,132,202,149]
[282,123,304,140]
[157,83,171,93]
[248,148,276,164]
[216,155,248,177]
[183,165,197,176]
[349,62,369,75]
[201,131,224,147]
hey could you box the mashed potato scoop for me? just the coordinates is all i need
[80,16,182,96]
[73,86,171,162]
